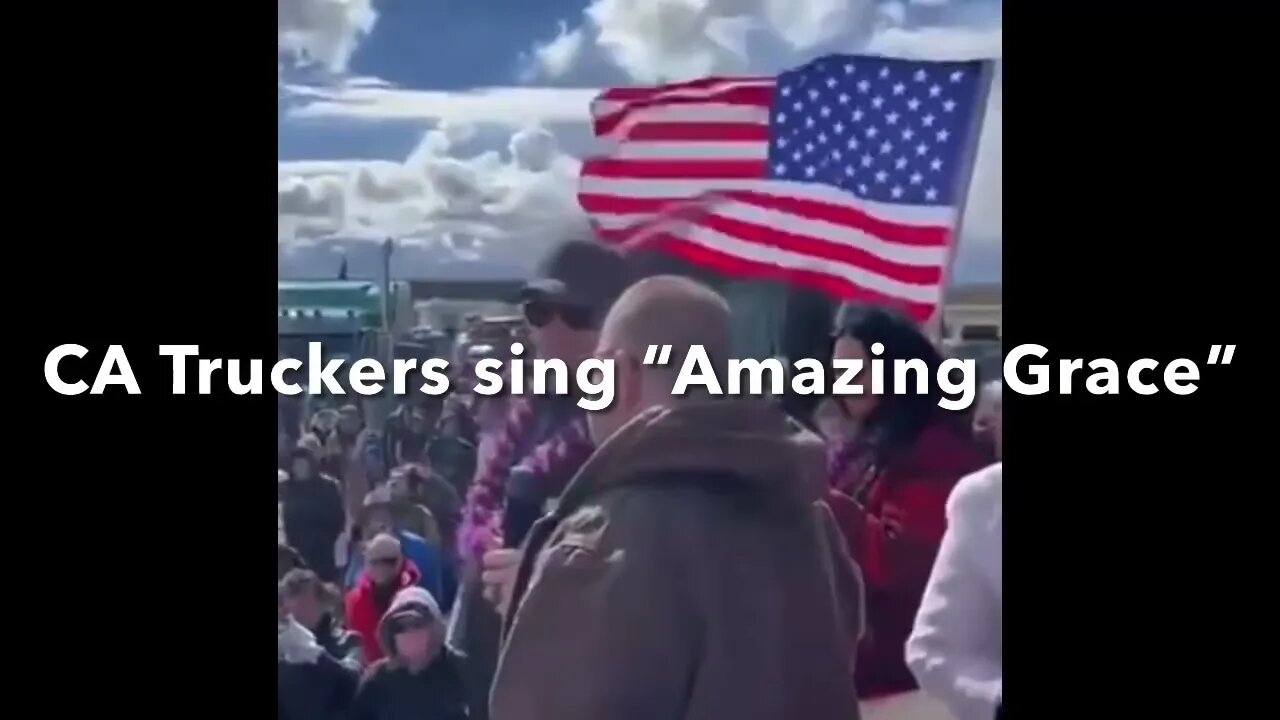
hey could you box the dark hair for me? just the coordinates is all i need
[831,303,961,465]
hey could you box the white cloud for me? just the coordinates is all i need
[279,93,596,258]
[527,22,587,80]
[509,126,560,172]
[278,123,590,270]
[277,159,391,178]
[761,0,875,51]
[526,0,880,83]
[865,24,1001,60]
[878,1,909,28]
[278,174,347,240]
[354,166,426,203]
[284,84,600,126]
[279,175,345,219]
[278,0,378,73]
[584,0,756,84]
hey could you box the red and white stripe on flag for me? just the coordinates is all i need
[579,59,984,322]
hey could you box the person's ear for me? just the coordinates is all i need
[616,349,642,409]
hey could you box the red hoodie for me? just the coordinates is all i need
[344,559,422,664]
[827,422,985,700]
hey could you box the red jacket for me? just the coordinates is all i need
[344,559,422,664]
[827,422,985,699]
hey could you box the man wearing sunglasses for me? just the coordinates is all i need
[346,533,424,664]
[491,276,864,720]
[519,239,629,357]
[507,239,630,538]
[451,239,631,720]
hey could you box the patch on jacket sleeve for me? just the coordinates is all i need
[531,506,613,587]
[533,542,621,592]
[556,505,609,549]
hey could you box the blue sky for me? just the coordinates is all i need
[278,0,1002,282]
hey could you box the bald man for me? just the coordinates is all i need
[490,276,865,720]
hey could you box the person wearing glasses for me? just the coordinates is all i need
[346,534,424,664]
[344,499,444,600]
[351,586,466,720]
[502,239,631,543]
[451,238,632,720]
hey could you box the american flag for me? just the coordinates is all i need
[580,54,992,322]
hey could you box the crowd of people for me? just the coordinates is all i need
[277,239,1004,720]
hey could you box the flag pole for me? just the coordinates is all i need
[380,237,395,433]
[927,59,996,344]
[381,237,393,339]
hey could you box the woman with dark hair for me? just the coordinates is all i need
[825,303,986,718]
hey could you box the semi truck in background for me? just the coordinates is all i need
[277,279,414,429]
[277,279,413,360]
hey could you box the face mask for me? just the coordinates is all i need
[394,627,433,664]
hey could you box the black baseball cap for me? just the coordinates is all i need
[520,239,631,313]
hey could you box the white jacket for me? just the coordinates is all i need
[906,463,1002,720]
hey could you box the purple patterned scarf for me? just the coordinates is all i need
[458,399,594,562]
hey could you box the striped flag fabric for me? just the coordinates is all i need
[580,54,993,322]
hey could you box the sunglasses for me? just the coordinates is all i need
[370,556,401,567]
[523,299,595,331]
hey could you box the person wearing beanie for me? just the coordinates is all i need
[351,586,466,720]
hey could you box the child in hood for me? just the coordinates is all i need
[351,587,466,720]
